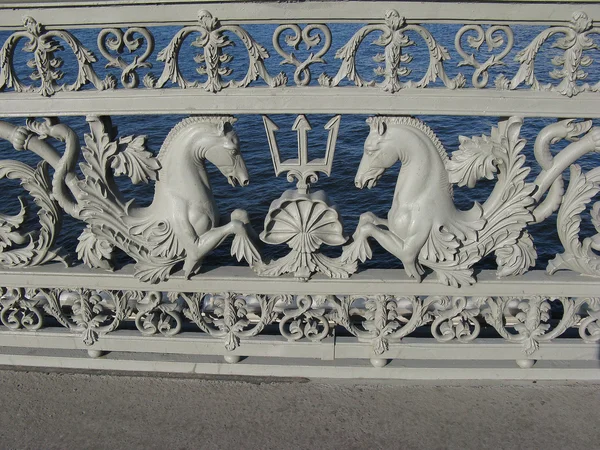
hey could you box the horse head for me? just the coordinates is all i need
[196,118,249,187]
[355,117,399,189]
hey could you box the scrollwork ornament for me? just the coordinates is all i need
[40,288,131,345]
[496,11,600,97]
[331,295,435,355]
[547,164,600,277]
[0,288,43,330]
[97,27,154,89]
[455,25,513,88]
[578,297,600,343]
[279,295,330,342]
[319,9,464,91]
[134,291,182,337]
[0,160,66,268]
[0,17,115,96]
[182,292,276,350]
[430,296,484,343]
[145,10,286,92]
[273,24,331,86]
[481,296,584,355]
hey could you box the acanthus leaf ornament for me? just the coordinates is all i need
[145,10,287,92]
[0,122,67,268]
[344,115,600,286]
[319,10,465,92]
[38,288,131,346]
[0,286,597,359]
[495,11,600,97]
[0,17,116,96]
[257,115,354,281]
[481,296,583,355]
[547,165,600,277]
[180,292,276,351]
[6,115,261,283]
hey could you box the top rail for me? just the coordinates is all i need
[1,1,599,28]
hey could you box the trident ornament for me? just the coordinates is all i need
[263,114,341,193]
[257,114,354,281]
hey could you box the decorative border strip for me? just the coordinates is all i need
[0,10,598,98]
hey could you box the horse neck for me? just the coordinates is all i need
[392,127,447,202]
[158,133,212,200]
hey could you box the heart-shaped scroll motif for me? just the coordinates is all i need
[273,24,331,86]
[455,25,514,88]
[98,27,154,88]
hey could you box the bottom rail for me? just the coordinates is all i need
[0,266,598,377]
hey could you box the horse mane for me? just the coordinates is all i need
[157,115,237,162]
[367,115,453,196]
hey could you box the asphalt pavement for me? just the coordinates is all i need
[0,369,598,450]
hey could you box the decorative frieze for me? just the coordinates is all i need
[0,113,598,286]
[0,286,597,358]
[0,10,598,96]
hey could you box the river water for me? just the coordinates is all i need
[0,23,598,273]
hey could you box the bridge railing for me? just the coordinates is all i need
[0,0,599,376]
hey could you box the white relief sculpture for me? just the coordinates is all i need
[0,288,44,331]
[272,24,331,86]
[0,122,66,268]
[2,286,599,358]
[37,288,132,346]
[97,27,154,89]
[319,9,465,92]
[455,24,514,88]
[8,115,261,283]
[481,296,583,355]
[257,115,355,280]
[0,17,115,96]
[278,295,332,342]
[145,10,287,92]
[547,165,600,277]
[342,116,600,286]
[430,296,483,343]
[341,116,487,286]
[578,298,600,343]
[496,11,600,97]
[135,291,182,337]
[180,292,275,351]
[332,295,424,355]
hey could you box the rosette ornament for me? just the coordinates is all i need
[256,190,354,280]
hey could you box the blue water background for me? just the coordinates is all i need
[0,23,598,273]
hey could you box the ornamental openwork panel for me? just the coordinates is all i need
[0,9,598,96]
[0,1,599,370]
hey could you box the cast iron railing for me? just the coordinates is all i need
[0,0,598,371]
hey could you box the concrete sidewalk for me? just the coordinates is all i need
[0,369,598,450]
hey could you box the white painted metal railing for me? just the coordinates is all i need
[0,0,599,377]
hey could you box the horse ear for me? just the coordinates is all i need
[377,121,387,136]
[216,121,225,136]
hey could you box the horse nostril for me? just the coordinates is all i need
[355,180,361,188]
[242,179,249,187]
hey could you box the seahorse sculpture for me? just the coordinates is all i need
[342,115,600,286]
[5,115,261,283]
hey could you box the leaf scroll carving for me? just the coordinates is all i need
[145,10,286,92]
[319,10,465,92]
[495,11,600,97]
[0,17,115,96]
